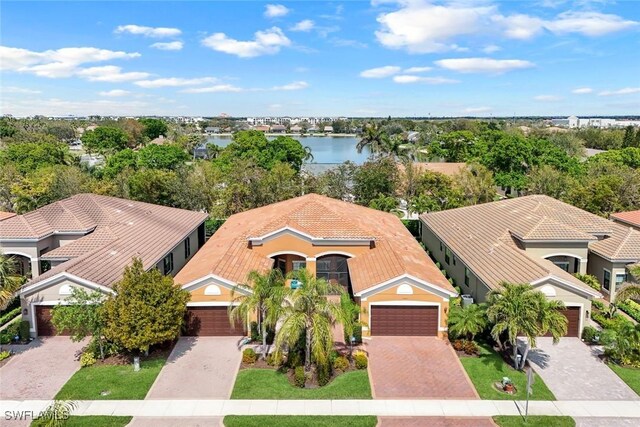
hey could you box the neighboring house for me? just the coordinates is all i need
[308,126,319,134]
[204,127,220,135]
[175,194,455,338]
[323,126,334,133]
[611,210,640,232]
[420,195,640,337]
[271,124,286,133]
[79,154,105,168]
[290,125,302,133]
[406,131,420,142]
[0,212,17,222]
[254,125,270,132]
[0,194,207,337]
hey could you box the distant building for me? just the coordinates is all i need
[204,127,220,134]
[551,116,640,129]
[406,131,420,142]
[324,126,334,133]
[290,125,303,133]
[308,126,319,134]
[271,124,286,133]
[254,125,270,132]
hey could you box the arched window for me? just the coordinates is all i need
[397,284,414,295]
[204,285,222,296]
[59,284,73,295]
[539,285,556,298]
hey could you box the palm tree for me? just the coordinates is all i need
[303,146,314,163]
[229,269,287,359]
[0,252,21,311]
[606,283,640,318]
[356,122,389,157]
[448,303,488,341]
[487,282,567,370]
[273,269,348,372]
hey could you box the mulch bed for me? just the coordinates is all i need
[91,340,175,366]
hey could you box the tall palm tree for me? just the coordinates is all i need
[273,269,348,372]
[448,303,488,341]
[487,282,567,370]
[356,122,389,157]
[0,252,21,311]
[229,269,287,359]
[615,283,640,303]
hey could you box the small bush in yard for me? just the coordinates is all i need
[0,351,11,361]
[18,320,30,341]
[80,351,96,367]
[317,363,332,386]
[592,300,605,311]
[354,352,368,370]
[250,321,259,341]
[294,366,306,387]
[333,355,349,372]
[582,325,599,343]
[242,348,257,364]
[266,352,285,367]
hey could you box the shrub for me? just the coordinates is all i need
[333,356,349,372]
[353,352,368,370]
[0,351,11,361]
[0,307,21,327]
[294,366,306,388]
[463,340,479,356]
[80,351,96,367]
[317,363,332,386]
[592,311,632,330]
[617,299,640,323]
[242,348,257,364]
[18,320,30,341]
[266,353,285,367]
[250,322,259,342]
[592,300,605,311]
[575,273,601,291]
[0,334,10,345]
[582,325,599,343]
[265,326,275,345]
[452,339,466,351]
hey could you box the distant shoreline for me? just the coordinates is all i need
[205,133,358,138]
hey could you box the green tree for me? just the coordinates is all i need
[118,118,147,148]
[356,122,389,157]
[487,282,567,370]
[137,144,189,170]
[526,165,574,200]
[102,149,138,178]
[412,171,463,213]
[103,258,190,357]
[127,169,178,206]
[437,130,475,162]
[368,193,399,213]
[317,161,356,200]
[81,126,129,154]
[229,269,287,360]
[448,304,488,341]
[353,157,398,206]
[218,131,310,171]
[139,118,168,140]
[273,269,348,372]
[453,163,495,205]
[0,252,21,311]
[623,126,636,148]
[51,288,108,359]
[0,141,72,174]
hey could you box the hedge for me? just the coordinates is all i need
[0,307,21,328]
[617,299,640,323]
[591,311,633,330]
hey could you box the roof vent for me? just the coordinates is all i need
[128,221,134,225]
[115,209,122,214]
[109,250,118,256]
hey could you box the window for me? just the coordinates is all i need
[163,253,174,275]
[184,237,191,259]
[277,259,286,276]
[440,242,443,252]
[316,255,350,288]
[464,268,470,286]
[603,269,611,291]
[444,247,452,265]
[553,261,570,272]
[292,260,306,271]
[615,273,627,289]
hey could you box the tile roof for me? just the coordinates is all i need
[420,195,626,294]
[8,194,207,288]
[398,162,467,177]
[0,211,16,221]
[611,210,640,228]
[175,194,453,295]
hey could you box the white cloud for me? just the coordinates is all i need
[291,20,315,32]
[1,86,41,94]
[482,44,501,54]
[115,24,181,38]
[134,77,218,88]
[360,65,401,78]
[181,84,245,94]
[272,81,309,90]
[546,11,638,36]
[150,41,184,51]
[534,94,563,101]
[572,87,593,94]
[201,27,290,58]
[462,106,492,114]
[76,66,150,82]
[435,58,534,74]
[265,4,290,18]
[392,75,459,84]
[98,89,131,97]
[598,87,640,96]
[494,14,544,40]
[403,66,432,73]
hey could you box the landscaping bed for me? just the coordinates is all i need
[32,416,132,427]
[224,416,377,427]
[459,343,555,400]
[493,416,575,427]
[608,363,640,396]
[231,368,372,399]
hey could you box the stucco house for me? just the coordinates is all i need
[174,194,456,337]
[419,195,640,337]
[0,194,207,336]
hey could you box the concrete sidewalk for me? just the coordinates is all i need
[2,399,640,419]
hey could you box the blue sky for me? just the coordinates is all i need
[1,1,639,117]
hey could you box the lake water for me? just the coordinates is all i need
[206,135,370,164]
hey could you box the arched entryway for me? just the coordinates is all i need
[544,254,582,274]
[316,254,350,292]
[5,253,32,278]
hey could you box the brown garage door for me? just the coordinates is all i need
[184,306,245,336]
[371,305,438,336]
[544,306,580,337]
[35,305,69,336]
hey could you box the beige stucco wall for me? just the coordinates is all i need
[154,227,200,277]
[587,252,628,302]
[523,242,589,274]
[532,279,592,334]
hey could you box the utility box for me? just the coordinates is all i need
[461,294,474,307]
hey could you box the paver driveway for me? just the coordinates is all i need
[367,337,478,399]
[519,337,638,400]
[0,337,85,399]
[145,336,242,399]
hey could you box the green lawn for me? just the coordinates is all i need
[231,368,372,399]
[459,344,555,400]
[32,416,132,427]
[224,416,377,427]
[55,357,166,400]
[493,416,575,427]
[608,363,640,396]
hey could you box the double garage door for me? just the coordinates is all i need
[371,305,439,336]
[184,306,244,336]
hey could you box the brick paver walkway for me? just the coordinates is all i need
[367,337,478,399]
